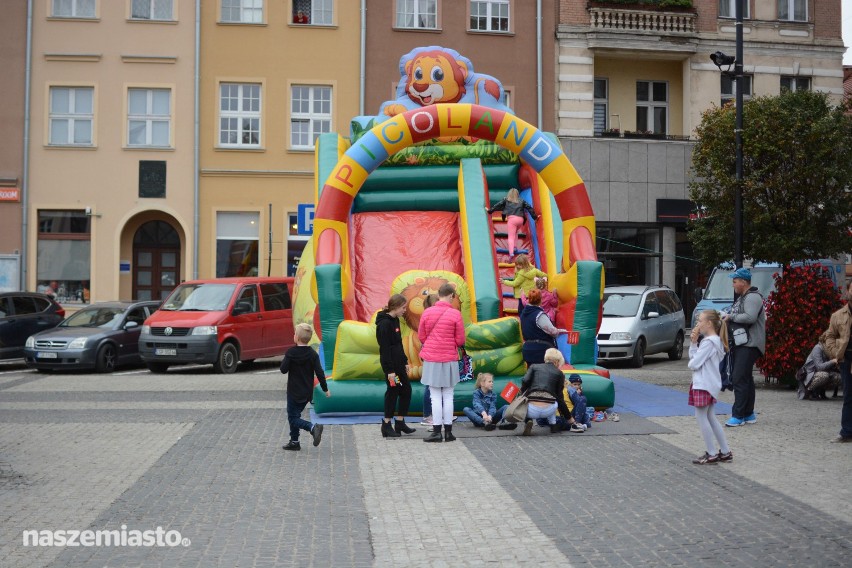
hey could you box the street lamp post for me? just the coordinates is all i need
[710,1,745,270]
[733,0,744,270]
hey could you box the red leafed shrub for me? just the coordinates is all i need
[757,265,844,385]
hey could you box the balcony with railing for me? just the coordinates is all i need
[588,3,697,35]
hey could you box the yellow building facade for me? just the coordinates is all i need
[27,0,196,304]
[199,0,361,280]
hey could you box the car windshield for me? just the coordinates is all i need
[61,307,125,328]
[602,293,641,317]
[160,284,236,311]
[704,269,778,300]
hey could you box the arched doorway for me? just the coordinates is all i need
[133,221,181,301]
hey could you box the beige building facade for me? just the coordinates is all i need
[27,0,196,304]
[555,0,846,316]
[199,0,361,279]
[0,1,28,291]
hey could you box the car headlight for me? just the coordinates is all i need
[191,326,218,336]
[141,325,150,334]
[609,332,633,341]
[25,336,35,348]
[68,337,88,349]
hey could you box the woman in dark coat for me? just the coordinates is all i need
[375,294,416,437]
[520,289,567,366]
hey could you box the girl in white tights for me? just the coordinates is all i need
[688,310,733,465]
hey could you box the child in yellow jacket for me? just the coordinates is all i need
[503,254,546,299]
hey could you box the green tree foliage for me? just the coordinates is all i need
[688,90,852,266]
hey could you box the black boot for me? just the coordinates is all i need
[550,424,561,434]
[394,418,416,435]
[381,420,400,438]
[424,424,443,442]
[444,425,456,442]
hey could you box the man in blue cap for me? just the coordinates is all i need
[722,268,766,427]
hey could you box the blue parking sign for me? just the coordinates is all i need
[297,204,315,235]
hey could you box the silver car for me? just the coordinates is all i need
[596,285,685,367]
[23,301,160,372]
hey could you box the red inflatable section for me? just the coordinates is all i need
[350,211,464,322]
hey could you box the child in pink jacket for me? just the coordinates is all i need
[418,283,466,443]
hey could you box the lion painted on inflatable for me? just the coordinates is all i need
[390,271,468,379]
[379,46,512,119]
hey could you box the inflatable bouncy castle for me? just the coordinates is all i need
[295,47,614,415]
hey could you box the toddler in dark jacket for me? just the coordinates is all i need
[280,323,330,451]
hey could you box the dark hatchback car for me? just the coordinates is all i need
[0,292,65,360]
[24,301,160,372]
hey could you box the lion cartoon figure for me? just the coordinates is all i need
[395,276,461,379]
[379,46,512,119]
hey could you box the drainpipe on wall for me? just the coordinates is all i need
[21,0,33,290]
[359,0,366,116]
[193,0,200,279]
[536,0,543,130]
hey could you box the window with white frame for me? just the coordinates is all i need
[219,83,261,148]
[131,0,173,20]
[718,0,750,19]
[594,78,608,135]
[216,212,260,278]
[778,0,806,21]
[49,87,94,146]
[780,76,810,92]
[221,0,263,23]
[290,85,331,149]
[721,74,753,105]
[503,88,511,109]
[52,0,96,18]
[470,0,509,32]
[636,81,667,134]
[396,0,437,29]
[128,88,171,147]
[292,0,333,25]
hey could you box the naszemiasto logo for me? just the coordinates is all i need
[22,526,190,547]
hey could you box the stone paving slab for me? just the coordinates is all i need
[0,391,284,402]
[463,434,851,567]
[0,422,193,568]
[0,401,283,410]
[4,375,285,392]
[353,425,572,567]
[44,409,372,568]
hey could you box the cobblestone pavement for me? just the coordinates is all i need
[0,355,849,567]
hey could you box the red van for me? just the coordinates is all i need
[139,277,295,373]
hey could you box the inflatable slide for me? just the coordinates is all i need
[292,47,613,415]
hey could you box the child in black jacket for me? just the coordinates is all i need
[375,293,416,438]
[280,323,329,451]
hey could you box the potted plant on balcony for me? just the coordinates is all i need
[624,130,667,140]
[588,0,694,11]
[599,128,621,138]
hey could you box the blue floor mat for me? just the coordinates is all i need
[309,375,731,424]
[609,374,732,418]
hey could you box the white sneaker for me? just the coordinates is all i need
[420,417,433,426]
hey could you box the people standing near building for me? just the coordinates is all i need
[418,284,465,443]
[823,280,852,443]
[280,323,330,451]
[722,268,765,427]
[376,294,416,438]
[688,310,733,464]
[486,187,538,259]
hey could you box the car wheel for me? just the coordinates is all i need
[147,363,170,373]
[631,337,646,368]
[95,343,117,373]
[214,342,239,374]
[668,331,685,360]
